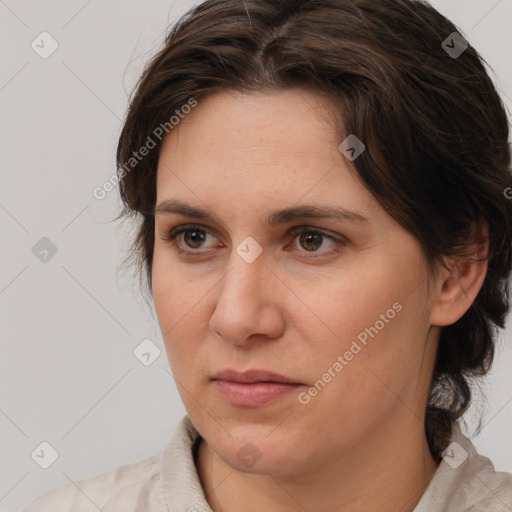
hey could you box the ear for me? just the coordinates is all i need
[429,221,489,327]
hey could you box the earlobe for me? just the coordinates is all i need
[430,222,489,327]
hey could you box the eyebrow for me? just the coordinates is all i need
[154,199,370,226]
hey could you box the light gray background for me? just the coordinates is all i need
[1,1,511,510]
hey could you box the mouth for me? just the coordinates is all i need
[211,368,303,407]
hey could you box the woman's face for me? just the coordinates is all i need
[152,88,440,476]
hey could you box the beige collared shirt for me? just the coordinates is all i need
[24,415,512,511]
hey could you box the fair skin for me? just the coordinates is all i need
[152,88,488,512]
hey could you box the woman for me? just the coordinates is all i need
[25,0,512,510]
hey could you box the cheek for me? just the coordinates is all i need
[151,253,207,371]
[152,248,205,328]
[300,247,429,385]
[298,264,405,352]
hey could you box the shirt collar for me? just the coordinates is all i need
[160,415,506,512]
[160,414,211,512]
[413,420,509,511]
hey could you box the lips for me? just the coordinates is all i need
[211,368,303,407]
[211,368,301,385]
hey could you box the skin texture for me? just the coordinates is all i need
[152,88,488,512]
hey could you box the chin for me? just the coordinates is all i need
[219,443,302,475]
[211,424,308,473]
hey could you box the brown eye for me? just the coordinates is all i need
[162,224,216,252]
[288,226,347,258]
[299,232,323,251]
[183,229,207,248]
[162,224,346,260]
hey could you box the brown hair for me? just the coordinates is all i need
[115,0,512,460]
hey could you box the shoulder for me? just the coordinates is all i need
[23,415,202,512]
[416,422,512,512]
[464,456,512,511]
[23,452,163,512]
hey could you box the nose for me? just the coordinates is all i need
[209,249,285,346]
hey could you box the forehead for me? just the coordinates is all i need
[158,88,341,170]
[155,88,379,224]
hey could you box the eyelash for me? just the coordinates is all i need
[161,223,347,259]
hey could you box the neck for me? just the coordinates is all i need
[195,412,440,512]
